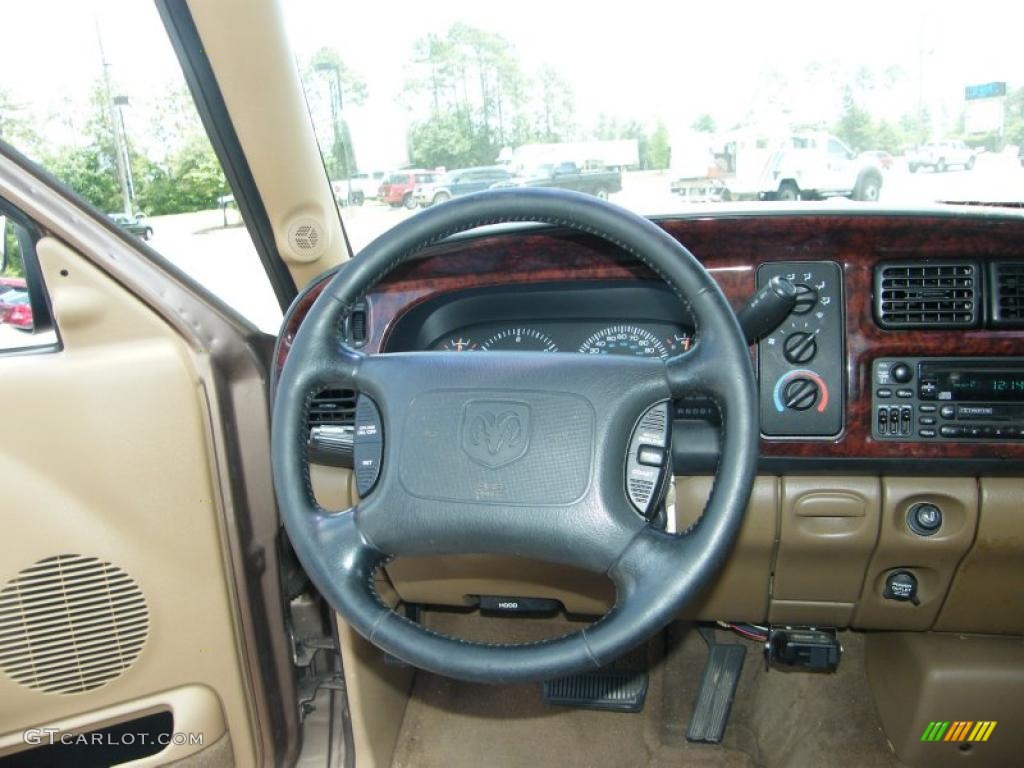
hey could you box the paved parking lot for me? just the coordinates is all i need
[130,155,1024,333]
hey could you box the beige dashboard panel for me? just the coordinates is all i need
[769,476,880,626]
[853,477,977,630]
[934,478,1024,634]
[675,476,778,621]
[0,239,255,763]
[867,632,1024,767]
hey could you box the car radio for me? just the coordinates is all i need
[872,357,1024,441]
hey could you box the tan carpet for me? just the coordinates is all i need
[390,611,904,768]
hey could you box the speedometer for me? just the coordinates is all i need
[579,325,668,359]
[481,327,558,352]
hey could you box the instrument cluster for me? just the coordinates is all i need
[431,321,692,360]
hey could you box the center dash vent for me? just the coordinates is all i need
[874,261,980,329]
[989,261,1024,327]
[307,389,357,466]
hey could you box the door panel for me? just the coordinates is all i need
[0,237,255,765]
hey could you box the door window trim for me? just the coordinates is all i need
[0,197,61,356]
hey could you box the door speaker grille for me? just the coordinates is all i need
[0,554,149,694]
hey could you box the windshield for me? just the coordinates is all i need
[282,0,1024,251]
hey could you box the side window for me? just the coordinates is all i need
[0,209,58,352]
[828,138,849,157]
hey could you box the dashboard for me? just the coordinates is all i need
[277,209,1024,472]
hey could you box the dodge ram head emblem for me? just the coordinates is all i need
[461,401,531,468]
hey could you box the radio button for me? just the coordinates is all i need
[940,405,956,419]
[896,389,914,398]
[919,416,936,426]
[919,404,937,413]
[919,380,938,398]
[939,425,962,438]
[891,363,913,383]
[876,388,892,398]
[919,428,936,438]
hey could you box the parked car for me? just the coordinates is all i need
[349,171,386,202]
[504,161,623,199]
[331,172,388,206]
[906,141,976,172]
[858,150,894,170]
[378,170,438,209]
[413,166,513,207]
[108,213,154,240]
[0,290,32,329]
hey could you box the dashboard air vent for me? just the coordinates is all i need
[874,261,980,329]
[307,389,357,467]
[308,389,357,430]
[989,261,1024,327]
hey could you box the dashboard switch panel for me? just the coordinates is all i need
[757,262,844,437]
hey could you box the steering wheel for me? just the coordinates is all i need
[272,188,757,683]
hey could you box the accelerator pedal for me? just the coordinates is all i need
[686,628,746,743]
[543,648,648,713]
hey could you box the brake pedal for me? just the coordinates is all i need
[686,628,746,743]
[543,649,648,713]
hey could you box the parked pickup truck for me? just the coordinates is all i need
[906,141,976,173]
[670,131,883,202]
[502,162,622,199]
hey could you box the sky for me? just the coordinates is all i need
[1,0,1022,170]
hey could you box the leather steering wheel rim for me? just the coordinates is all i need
[272,187,758,683]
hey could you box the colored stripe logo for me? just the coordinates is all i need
[920,721,996,742]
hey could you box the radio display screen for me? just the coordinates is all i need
[921,365,1024,401]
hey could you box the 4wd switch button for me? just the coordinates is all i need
[907,502,942,536]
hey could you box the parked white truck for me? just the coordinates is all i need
[670,131,884,202]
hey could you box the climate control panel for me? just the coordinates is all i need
[757,262,844,437]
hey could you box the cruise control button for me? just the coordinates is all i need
[637,445,666,467]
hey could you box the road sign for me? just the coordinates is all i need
[965,82,1006,101]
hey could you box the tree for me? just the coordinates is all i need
[646,121,670,169]
[402,24,572,167]
[691,114,716,133]
[835,86,875,151]
[1005,86,1024,149]
[307,48,367,179]
[536,66,575,142]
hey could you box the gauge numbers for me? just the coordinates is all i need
[579,324,669,359]
[481,327,558,352]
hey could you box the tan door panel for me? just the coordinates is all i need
[0,238,255,764]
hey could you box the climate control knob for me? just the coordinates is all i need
[791,284,819,314]
[783,377,820,411]
[783,331,818,364]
